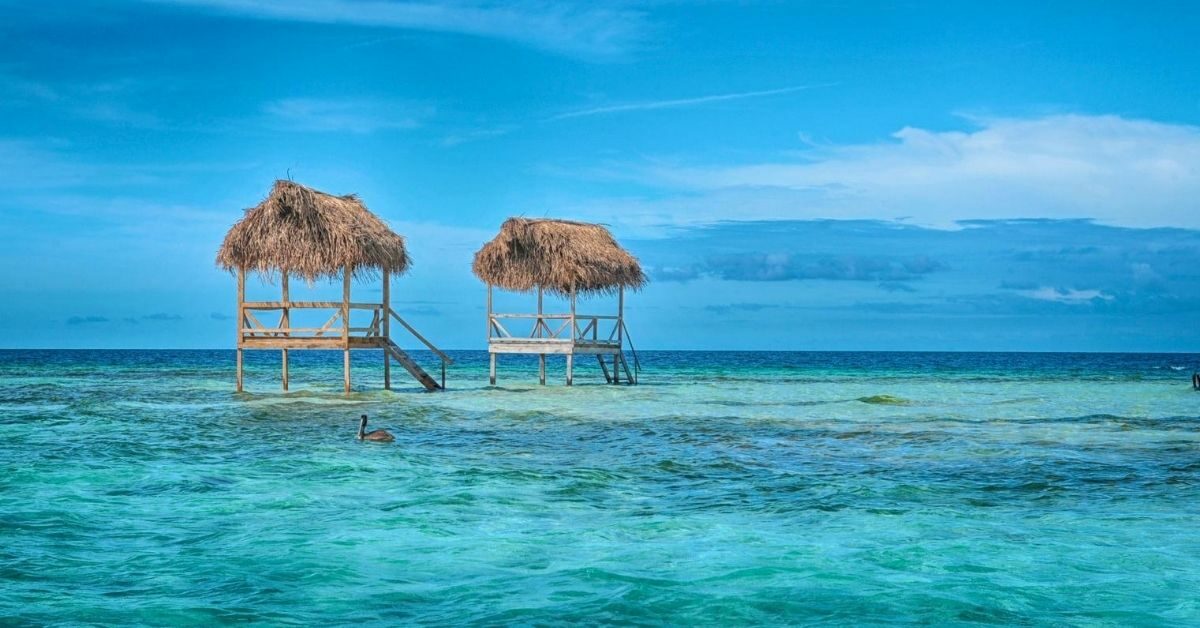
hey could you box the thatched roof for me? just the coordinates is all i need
[216,180,411,281]
[473,218,646,296]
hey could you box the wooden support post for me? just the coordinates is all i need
[538,286,546,385]
[343,266,351,394]
[382,269,391,390]
[281,270,289,391]
[236,267,245,392]
[612,354,620,384]
[489,353,497,386]
[486,284,493,340]
[567,288,575,386]
[618,286,624,346]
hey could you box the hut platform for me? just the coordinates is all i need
[474,217,645,387]
[219,180,451,393]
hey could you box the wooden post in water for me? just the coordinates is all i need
[281,270,289,391]
[614,286,623,385]
[342,265,351,394]
[487,284,496,385]
[382,269,391,390]
[538,286,546,385]
[566,288,575,386]
[236,267,245,392]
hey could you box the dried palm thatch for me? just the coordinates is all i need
[216,180,411,282]
[473,218,646,296]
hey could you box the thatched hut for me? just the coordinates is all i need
[217,180,450,393]
[473,218,644,386]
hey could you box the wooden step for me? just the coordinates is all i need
[383,340,442,391]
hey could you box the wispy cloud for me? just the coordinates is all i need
[142,0,647,59]
[552,84,830,120]
[656,254,945,283]
[67,316,109,325]
[633,114,1200,229]
[142,312,183,321]
[1015,286,1114,304]
[441,124,517,147]
[263,98,429,134]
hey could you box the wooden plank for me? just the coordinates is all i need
[597,355,611,383]
[383,340,441,391]
[619,353,635,385]
[242,301,381,309]
[492,313,572,319]
[488,342,574,355]
[313,311,341,337]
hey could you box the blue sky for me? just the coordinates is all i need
[1,0,1198,350]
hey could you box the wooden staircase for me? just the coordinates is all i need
[382,339,442,391]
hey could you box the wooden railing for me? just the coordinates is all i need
[240,302,452,366]
[240,302,383,338]
[389,308,453,365]
[489,313,622,344]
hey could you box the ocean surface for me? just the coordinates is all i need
[2,349,1199,625]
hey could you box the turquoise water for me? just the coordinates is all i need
[3,350,1199,625]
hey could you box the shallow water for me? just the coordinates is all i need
[2,350,1199,625]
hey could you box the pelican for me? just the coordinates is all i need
[357,414,394,442]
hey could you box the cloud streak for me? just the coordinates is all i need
[263,98,428,134]
[142,0,646,58]
[628,114,1200,229]
[552,84,830,120]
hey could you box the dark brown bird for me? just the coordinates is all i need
[357,414,394,442]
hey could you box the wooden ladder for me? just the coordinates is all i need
[383,339,442,391]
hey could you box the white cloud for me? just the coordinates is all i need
[635,114,1200,229]
[143,0,645,58]
[1018,286,1114,304]
[263,98,428,134]
[552,84,831,120]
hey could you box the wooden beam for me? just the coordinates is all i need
[242,301,381,309]
[567,290,575,386]
[343,266,351,394]
[236,267,244,392]
[281,271,289,391]
[489,352,497,386]
[382,269,391,390]
[618,286,624,346]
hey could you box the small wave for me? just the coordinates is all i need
[857,394,911,406]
